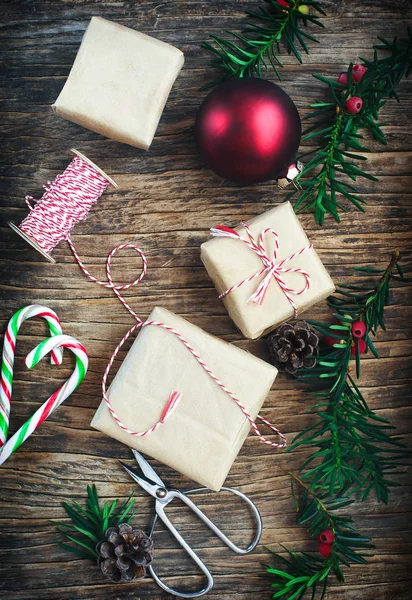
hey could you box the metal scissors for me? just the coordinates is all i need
[120,449,262,598]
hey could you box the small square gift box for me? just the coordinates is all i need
[52,17,184,150]
[201,202,335,340]
[91,307,280,491]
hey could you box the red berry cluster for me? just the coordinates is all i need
[337,64,367,114]
[317,529,335,558]
[350,319,367,355]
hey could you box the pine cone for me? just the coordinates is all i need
[267,321,319,375]
[97,523,154,583]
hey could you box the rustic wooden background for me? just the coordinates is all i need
[1,1,411,599]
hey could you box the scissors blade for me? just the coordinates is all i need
[131,449,165,487]
[119,461,159,498]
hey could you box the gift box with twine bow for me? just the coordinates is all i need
[201,202,335,340]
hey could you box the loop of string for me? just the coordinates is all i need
[210,223,313,318]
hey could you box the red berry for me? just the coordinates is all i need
[352,64,367,82]
[351,338,367,355]
[318,529,335,545]
[276,0,291,6]
[346,96,363,114]
[318,542,332,558]
[337,73,348,86]
[351,320,366,338]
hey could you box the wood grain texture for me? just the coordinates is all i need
[1,1,411,598]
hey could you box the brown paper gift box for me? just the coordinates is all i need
[91,307,278,491]
[201,202,335,340]
[52,17,184,150]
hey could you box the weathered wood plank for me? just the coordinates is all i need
[1,0,412,599]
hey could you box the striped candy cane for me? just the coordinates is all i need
[0,305,64,448]
[0,334,88,467]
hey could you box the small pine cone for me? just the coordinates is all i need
[97,523,154,583]
[267,321,319,375]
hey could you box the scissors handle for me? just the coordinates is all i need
[171,486,262,554]
[147,486,262,598]
[148,502,213,598]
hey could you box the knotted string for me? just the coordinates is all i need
[211,223,313,317]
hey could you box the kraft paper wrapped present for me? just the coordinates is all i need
[52,17,184,149]
[201,202,335,340]
[91,307,278,491]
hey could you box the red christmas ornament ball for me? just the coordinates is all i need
[195,78,301,184]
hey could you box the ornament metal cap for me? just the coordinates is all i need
[277,161,303,189]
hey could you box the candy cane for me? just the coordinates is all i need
[0,305,64,447]
[0,334,88,466]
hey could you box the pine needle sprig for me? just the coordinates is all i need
[288,253,409,502]
[329,250,404,336]
[288,29,412,225]
[201,0,326,88]
[267,474,374,600]
[54,484,136,559]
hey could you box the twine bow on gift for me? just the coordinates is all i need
[210,224,313,318]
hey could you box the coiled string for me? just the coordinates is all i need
[20,154,111,255]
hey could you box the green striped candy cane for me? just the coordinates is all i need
[0,334,88,466]
[1,305,63,447]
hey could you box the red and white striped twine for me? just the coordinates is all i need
[20,155,110,255]
[210,224,313,318]
[17,153,287,448]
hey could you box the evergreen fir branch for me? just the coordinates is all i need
[288,29,412,224]
[201,0,326,88]
[330,250,402,335]
[267,474,373,599]
[54,484,136,559]
[288,253,409,502]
